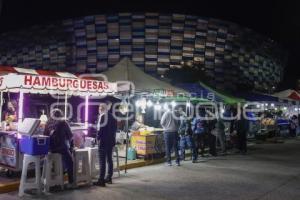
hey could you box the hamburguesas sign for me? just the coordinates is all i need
[0,74,117,93]
[24,75,109,91]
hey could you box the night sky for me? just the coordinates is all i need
[0,0,299,90]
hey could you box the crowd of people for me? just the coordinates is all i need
[160,106,249,166]
[39,100,300,189]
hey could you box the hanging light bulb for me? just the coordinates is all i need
[186,102,191,107]
[154,102,161,110]
[295,108,298,112]
[271,103,275,107]
[147,100,153,107]
[140,98,147,109]
[163,103,169,110]
[256,104,261,108]
[265,103,268,107]
[171,101,176,107]
[120,99,129,114]
[275,107,278,111]
[283,107,287,110]
[135,100,141,107]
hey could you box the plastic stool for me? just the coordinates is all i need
[19,154,42,197]
[74,149,91,186]
[42,153,64,192]
[113,146,120,177]
[88,147,99,179]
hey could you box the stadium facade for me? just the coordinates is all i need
[0,13,286,92]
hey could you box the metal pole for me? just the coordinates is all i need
[0,91,3,122]
[124,95,129,174]
[18,91,24,131]
[64,92,68,120]
[84,95,89,128]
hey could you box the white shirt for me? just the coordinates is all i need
[96,113,104,132]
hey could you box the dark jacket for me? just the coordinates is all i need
[44,119,73,152]
[97,112,117,148]
[235,118,249,134]
[178,117,192,136]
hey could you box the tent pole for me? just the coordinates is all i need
[85,95,89,128]
[64,92,68,120]
[18,91,24,127]
[124,95,129,174]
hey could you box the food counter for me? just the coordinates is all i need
[0,122,89,173]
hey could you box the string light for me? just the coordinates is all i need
[171,101,176,107]
[186,102,191,107]
[146,100,153,107]
[271,103,275,107]
[154,101,161,110]
[283,107,287,110]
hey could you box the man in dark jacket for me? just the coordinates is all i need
[94,101,117,187]
[44,109,74,187]
[235,114,249,154]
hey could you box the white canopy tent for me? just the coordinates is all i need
[102,57,187,96]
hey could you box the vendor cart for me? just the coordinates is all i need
[0,66,120,173]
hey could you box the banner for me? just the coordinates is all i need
[0,74,117,94]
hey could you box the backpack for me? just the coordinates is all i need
[193,118,205,135]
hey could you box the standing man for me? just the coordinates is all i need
[215,117,226,154]
[192,109,207,157]
[207,118,217,156]
[94,101,117,187]
[178,108,197,163]
[235,111,249,154]
[161,106,180,166]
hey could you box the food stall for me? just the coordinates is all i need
[102,58,193,162]
[128,95,206,159]
[0,66,119,173]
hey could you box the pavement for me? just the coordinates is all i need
[1,139,300,200]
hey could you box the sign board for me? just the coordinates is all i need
[0,74,117,94]
[153,89,175,97]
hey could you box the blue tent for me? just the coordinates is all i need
[237,92,279,102]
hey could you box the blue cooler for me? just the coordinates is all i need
[20,135,50,155]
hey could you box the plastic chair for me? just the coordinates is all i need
[19,154,42,197]
[74,149,91,186]
[42,153,64,192]
[87,147,99,179]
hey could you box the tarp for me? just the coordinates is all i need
[103,57,188,96]
[273,89,300,101]
[237,92,279,102]
[176,82,245,104]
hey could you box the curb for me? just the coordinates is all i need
[0,157,167,194]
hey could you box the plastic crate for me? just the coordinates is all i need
[20,135,49,155]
